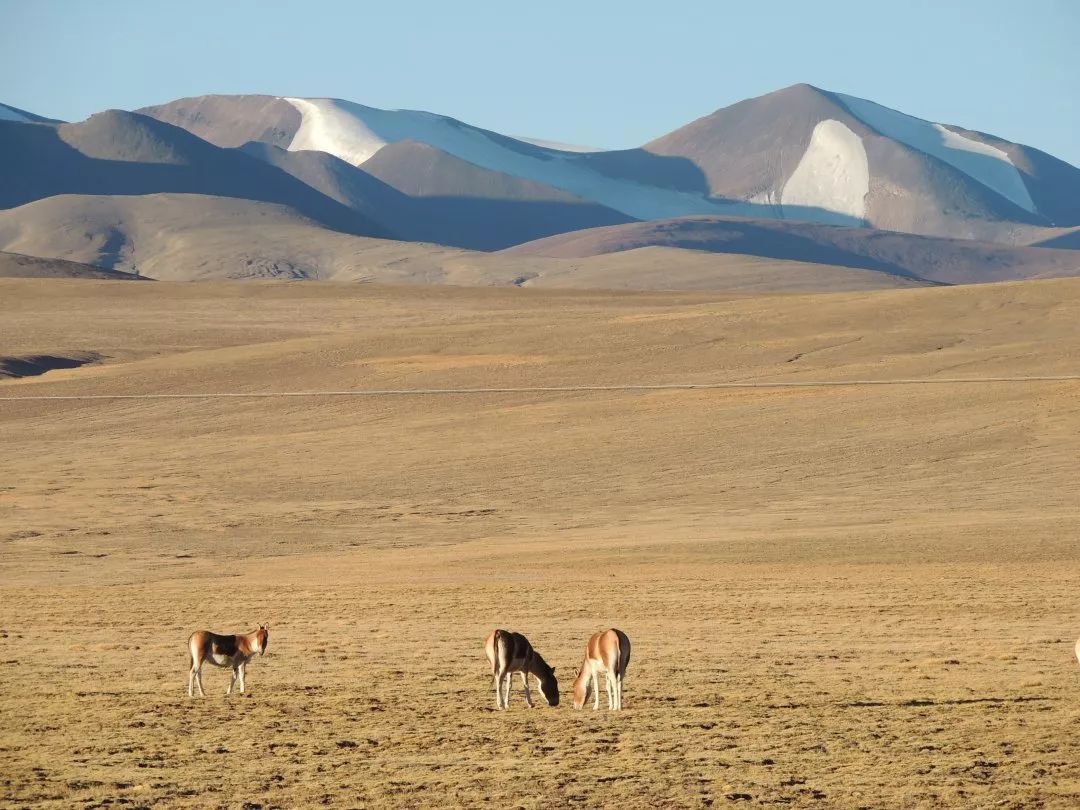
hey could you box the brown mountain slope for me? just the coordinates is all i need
[518,246,927,292]
[0,193,924,292]
[645,84,851,201]
[133,89,1079,243]
[505,215,1080,285]
[361,140,633,248]
[643,84,1057,240]
[241,140,633,250]
[0,112,389,239]
[137,94,301,149]
[0,193,443,281]
[0,251,143,280]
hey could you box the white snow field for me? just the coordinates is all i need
[512,136,608,153]
[282,94,1037,226]
[283,97,747,221]
[0,103,31,122]
[781,120,869,223]
[836,93,1036,214]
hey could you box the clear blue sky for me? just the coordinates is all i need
[2,0,1077,164]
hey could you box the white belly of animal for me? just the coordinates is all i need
[211,653,232,667]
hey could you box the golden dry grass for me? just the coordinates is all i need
[2,278,1079,808]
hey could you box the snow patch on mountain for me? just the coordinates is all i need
[836,92,1036,214]
[285,98,395,164]
[282,97,743,220]
[513,136,608,153]
[781,120,868,223]
[0,103,30,122]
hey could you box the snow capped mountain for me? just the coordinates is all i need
[834,92,1036,214]
[3,87,1077,288]
[643,84,1078,240]
[136,87,1080,244]
[277,97,740,221]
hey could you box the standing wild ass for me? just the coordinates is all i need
[485,629,559,709]
[187,626,269,697]
[572,628,631,710]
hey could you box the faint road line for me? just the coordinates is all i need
[1,375,1078,401]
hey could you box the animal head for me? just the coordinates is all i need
[539,666,559,707]
[571,663,590,710]
[257,625,269,656]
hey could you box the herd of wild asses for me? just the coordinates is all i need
[188,625,1080,708]
[187,625,631,709]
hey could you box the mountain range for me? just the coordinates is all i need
[2,85,1077,290]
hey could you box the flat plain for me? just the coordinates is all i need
[1,278,1079,808]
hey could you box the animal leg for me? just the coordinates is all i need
[592,672,600,710]
[227,667,238,695]
[493,671,503,710]
[605,672,616,710]
[187,666,196,698]
[520,672,534,708]
[503,672,513,709]
[195,667,206,697]
[615,673,623,710]
[239,663,247,694]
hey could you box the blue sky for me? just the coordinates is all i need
[2,0,1077,164]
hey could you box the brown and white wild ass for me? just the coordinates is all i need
[187,626,269,697]
[485,629,559,709]
[572,628,631,710]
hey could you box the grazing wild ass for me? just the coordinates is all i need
[187,626,269,697]
[485,629,559,709]
[572,628,631,710]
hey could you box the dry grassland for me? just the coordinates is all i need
[1,278,1079,808]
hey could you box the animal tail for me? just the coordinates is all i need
[187,632,199,670]
[493,629,504,675]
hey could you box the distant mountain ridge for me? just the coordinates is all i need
[504,216,1080,286]
[0,192,942,292]
[0,110,389,239]
[137,86,1080,242]
[240,139,633,250]
[1,85,1078,291]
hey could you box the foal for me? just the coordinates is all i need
[187,626,269,697]
[485,629,559,709]
[572,628,631,710]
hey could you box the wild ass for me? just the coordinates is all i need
[572,628,631,710]
[485,629,559,709]
[187,626,269,697]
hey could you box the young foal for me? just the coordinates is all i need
[187,626,268,697]
[485,629,559,709]
[572,628,631,710]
